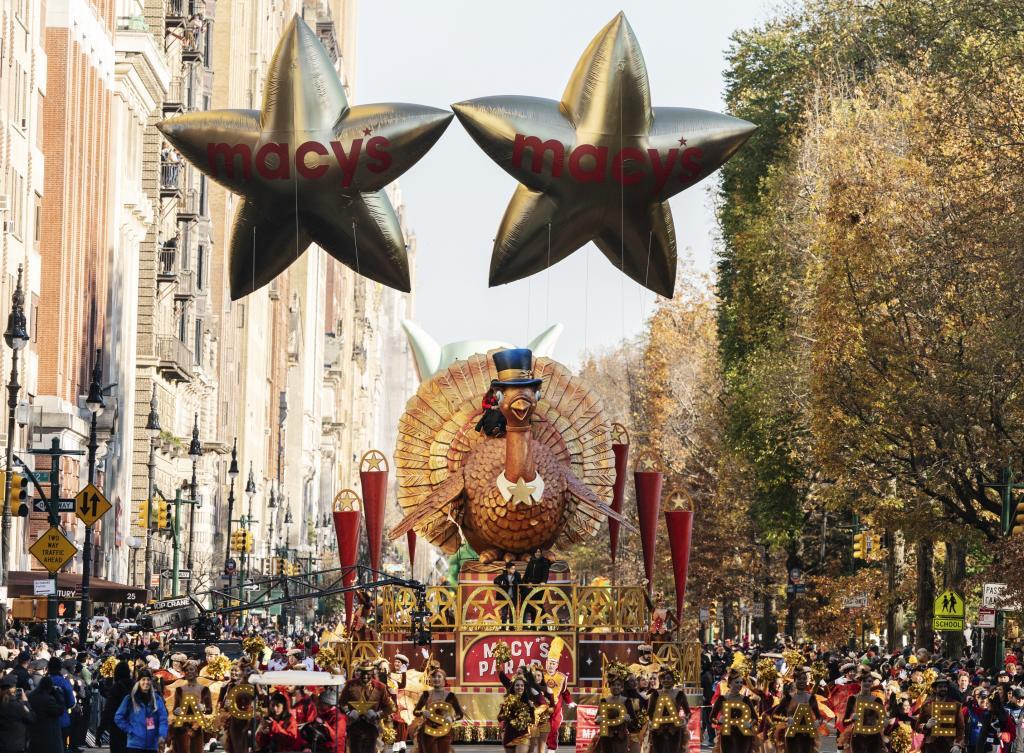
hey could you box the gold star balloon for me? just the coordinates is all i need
[453,13,756,298]
[158,15,452,300]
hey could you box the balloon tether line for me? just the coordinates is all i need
[546,220,552,326]
[351,220,361,276]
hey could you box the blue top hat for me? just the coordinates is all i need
[491,348,542,388]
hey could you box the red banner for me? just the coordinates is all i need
[609,443,629,563]
[575,705,599,753]
[461,633,574,684]
[333,509,361,625]
[665,509,695,626]
[634,470,663,596]
[359,469,388,572]
[407,531,417,573]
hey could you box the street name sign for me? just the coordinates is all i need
[244,584,261,592]
[161,569,191,580]
[843,594,869,609]
[28,527,77,574]
[933,589,965,631]
[75,483,111,526]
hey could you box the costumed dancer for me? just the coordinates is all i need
[626,671,650,753]
[412,667,465,753]
[301,687,346,753]
[915,678,964,753]
[544,637,575,752]
[648,667,691,753]
[340,661,394,753]
[529,664,556,753]
[255,691,303,753]
[155,653,187,702]
[883,692,916,753]
[595,670,636,753]
[830,664,861,753]
[218,660,255,753]
[779,670,822,753]
[170,660,214,753]
[750,660,782,753]
[842,670,886,753]
[499,675,534,753]
[712,671,759,753]
[389,653,412,753]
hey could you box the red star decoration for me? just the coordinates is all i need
[362,127,373,136]
[677,135,687,146]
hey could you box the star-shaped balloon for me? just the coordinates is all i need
[453,13,755,297]
[158,15,452,300]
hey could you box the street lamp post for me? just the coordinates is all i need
[243,463,255,603]
[79,349,105,646]
[0,265,28,631]
[224,439,239,609]
[144,385,161,594]
[186,413,200,569]
[266,488,277,568]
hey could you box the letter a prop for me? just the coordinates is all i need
[159,15,451,299]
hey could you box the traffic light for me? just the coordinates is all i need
[272,557,283,575]
[708,604,717,621]
[230,530,243,552]
[11,474,27,517]
[134,501,148,529]
[853,532,870,560]
[244,531,254,553]
[1013,502,1024,535]
[157,501,170,529]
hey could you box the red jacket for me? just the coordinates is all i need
[302,705,347,753]
[256,694,303,752]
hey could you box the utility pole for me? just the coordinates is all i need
[0,265,28,631]
[144,385,160,594]
[983,463,1024,669]
[224,439,239,609]
[187,413,200,569]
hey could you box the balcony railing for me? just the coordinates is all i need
[173,269,196,301]
[165,0,189,27]
[163,78,184,115]
[178,188,199,220]
[157,336,194,383]
[157,244,178,282]
[160,162,181,196]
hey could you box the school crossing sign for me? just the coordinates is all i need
[933,589,965,632]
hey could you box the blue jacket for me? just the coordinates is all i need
[115,692,169,751]
[48,671,76,728]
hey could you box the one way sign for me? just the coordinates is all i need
[32,498,75,514]
[75,483,111,526]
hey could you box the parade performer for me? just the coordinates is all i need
[170,660,214,753]
[340,661,394,753]
[626,671,650,753]
[779,670,822,753]
[217,660,255,753]
[842,671,886,753]
[412,667,465,753]
[648,667,691,753]
[155,653,187,700]
[915,679,963,753]
[544,637,575,751]
[390,653,412,753]
[830,663,861,751]
[255,691,302,753]
[499,675,534,753]
[528,665,556,753]
[712,671,759,753]
[301,687,346,753]
[595,671,636,753]
[629,644,658,679]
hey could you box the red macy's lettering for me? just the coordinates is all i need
[512,134,703,193]
[206,137,392,187]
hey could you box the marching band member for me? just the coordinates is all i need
[390,653,412,753]
[544,637,575,752]
[340,661,394,753]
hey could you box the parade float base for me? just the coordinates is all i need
[359,560,703,741]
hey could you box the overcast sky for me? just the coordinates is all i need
[357,1,771,365]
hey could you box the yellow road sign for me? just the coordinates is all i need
[934,589,965,619]
[28,527,77,574]
[74,483,111,526]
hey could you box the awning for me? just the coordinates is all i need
[7,571,148,603]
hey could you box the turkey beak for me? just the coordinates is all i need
[508,395,533,422]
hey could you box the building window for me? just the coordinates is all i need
[194,318,203,366]
[196,245,205,290]
[33,193,40,246]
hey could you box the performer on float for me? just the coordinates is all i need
[712,671,759,753]
[155,652,187,701]
[915,678,964,753]
[778,670,822,753]
[648,667,691,753]
[629,644,658,678]
[390,653,412,753]
[170,660,214,753]
[412,667,465,753]
[499,675,534,753]
[842,670,886,753]
[543,637,575,751]
[596,671,636,753]
[218,660,254,753]
[341,661,394,753]
[528,664,556,753]
[255,691,302,753]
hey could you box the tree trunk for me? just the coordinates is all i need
[915,539,936,650]
[723,600,738,640]
[943,539,968,659]
[886,529,906,648]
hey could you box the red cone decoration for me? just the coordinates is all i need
[633,451,664,597]
[332,489,362,626]
[359,450,389,573]
[609,424,630,563]
[664,491,695,620]
[407,530,418,573]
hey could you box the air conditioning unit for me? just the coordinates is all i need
[0,196,9,212]
[19,117,25,130]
